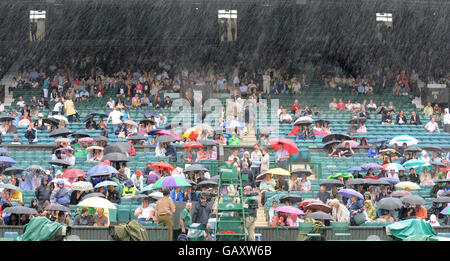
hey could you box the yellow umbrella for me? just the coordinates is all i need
[395,181,421,190]
[265,168,291,176]
[77,197,117,209]
[183,127,202,139]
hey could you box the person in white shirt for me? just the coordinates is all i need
[53,98,64,115]
[16,96,25,108]
[367,99,377,111]
[387,169,399,180]
[131,171,144,191]
[64,150,76,166]
[279,109,293,123]
[0,101,4,113]
[134,198,155,223]
[424,117,440,133]
[105,97,115,110]
[155,142,166,157]
[106,106,124,132]
[156,114,167,128]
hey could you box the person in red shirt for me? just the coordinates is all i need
[19,111,31,122]
[337,98,346,110]
[414,204,428,220]
[291,99,302,114]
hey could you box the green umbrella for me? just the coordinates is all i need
[415,164,433,173]
[151,176,191,189]
[94,181,119,189]
[326,172,353,180]
[141,184,154,193]
[402,160,427,169]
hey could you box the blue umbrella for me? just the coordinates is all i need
[369,138,387,144]
[222,120,245,129]
[347,166,363,173]
[0,148,8,154]
[360,163,382,170]
[0,156,16,165]
[87,165,119,175]
[148,129,164,136]
[338,189,364,200]
[379,177,400,184]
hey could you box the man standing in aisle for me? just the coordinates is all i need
[155,188,176,241]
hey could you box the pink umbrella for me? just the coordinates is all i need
[275,206,305,215]
[314,130,328,137]
[391,190,411,197]
[156,130,179,139]
[123,120,138,127]
[339,140,360,148]
[79,137,95,144]
[50,178,72,188]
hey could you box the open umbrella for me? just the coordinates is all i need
[378,149,401,157]
[79,137,95,144]
[405,147,422,153]
[140,118,156,126]
[151,162,174,171]
[0,183,21,191]
[391,190,411,197]
[149,191,163,200]
[346,179,370,186]
[320,179,344,187]
[401,195,426,205]
[347,166,363,173]
[155,130,179,139]
[298,199,322,208]
[326,172,353,179]
[131,194,150,201]
[183,128,202,139]
[294,116,313,126]
[322,133,351,143]
[338,189,364,200]
[45,204,70,212]
[88,171,111,178]
[0,115,15,122]
[338,140,360,148]
[184,164,208,173]
[275,206,304,215]
[0,156,16,165]
[101,153,129,162]
[430,161,446,167]
[126,135,148,141]
[104,142,131,154]
[25,165,46,173]
[49,128,72,137]
[269,137,299,154]
[197,180,218,188]
[71,181,93,191]
[94,136,109,143]
[441,206,450,215]
[141,184,154,193]
[54,137,71,144]
[364,179,390,186]
[94,181,119,188]
[389,135,418,146]
[291,168,312,177]
[43,117,59,126]
[279,194,303,204]
[433,197,450,203]
[86,146,104,152]
[3,167,24,176]
[81,193,106,201]
[304,203,332,213]
[403,160,428,169]
[422,146,443,153]
[49,159,71,167]
[369,138,388,144]
[123,120,138,127]
[379,177,400,184]
[323,140,340,150]
[222,120,246,129]
[360,163,383,170]
[2,206,38,215]
[63,169,86,179]
[152,176,191,189]
[306,211,333,220]
[395,181,421,190]
[382,163,406,172]
[376,197,403,210]
[266,168,291,176]
[156,135,176,143]
[0,148,8,154]
[182,141,203,149]
[87,165,119,175]
[197,139,217,146]
[78,197,116,209]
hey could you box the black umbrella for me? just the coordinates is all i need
[376,197,403,210]
[197,139,216,146]
[94,136,109,143]
[3,167,24,175]
[421,146,443,153]
[346,179,369,186]
[280,194,302,203]
[320,179,344,187]
[0,183,22,191]
[43,118,59,126]
[306,211,333,220]
[184,164,208,173]
[131,194,150,201]
[81,193,106,201]
[83,114,95,122]
[127,135,148,141]
[104,143,130,154]
[2,206,38,215]
[26,165,46,173]
[433,197,450,203]
[364,179,390,186]
[139,118,156,125]
[197,180,218,188]
[430,161,446,167]
[294,118,313,126]
[323,140,340,150]
[291,168,313,177]
[72,132,90,138]
[165,122,182,130]
[156,135,176,143]
[400,195,426,205]
[49,159,71,167]
[45,204,70,212]
[49,128,72,137]
[188,180,197,186]
[405,147,422,153]
[322,133,351,143]
[0,115,15,122]
[101,152,129,162]
[89,171,111,177]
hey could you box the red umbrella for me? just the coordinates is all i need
[182,141,204,149]
[304,203,332,213]
[99,160,111,166]
[269,137,299,154]
[298,199,322,208]
[63,169,86,179]
[151,162,175,171]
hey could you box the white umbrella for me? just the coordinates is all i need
[149,191,163,200]
[71,181,93,191]
[49,115,69,124]
[86,146,104,151]
[389,135,418,146]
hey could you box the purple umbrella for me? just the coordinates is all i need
[275,206,305,215]
[338,189,364,200]
[380,177,400,184]
[360,163,382,170]
[87,165,119,175]
[0,156,16,165]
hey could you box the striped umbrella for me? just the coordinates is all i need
[441,206,450,215]
[152,176,191,189]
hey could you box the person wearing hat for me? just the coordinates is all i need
[34,113,46,130]
[50,180,70,206]
[122,179,136,198]
[35,177,51,206]
[131,170,144,192]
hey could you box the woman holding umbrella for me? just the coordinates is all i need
[348,195,365,226]
[329,199,350,223]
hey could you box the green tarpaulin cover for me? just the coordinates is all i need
[17,217,64,241]
[386,219,436,240]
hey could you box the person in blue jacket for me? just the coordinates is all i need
[170,187,184,202]
[349,195,365,226]
[50,180,70,206]
[368,143,379,158]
